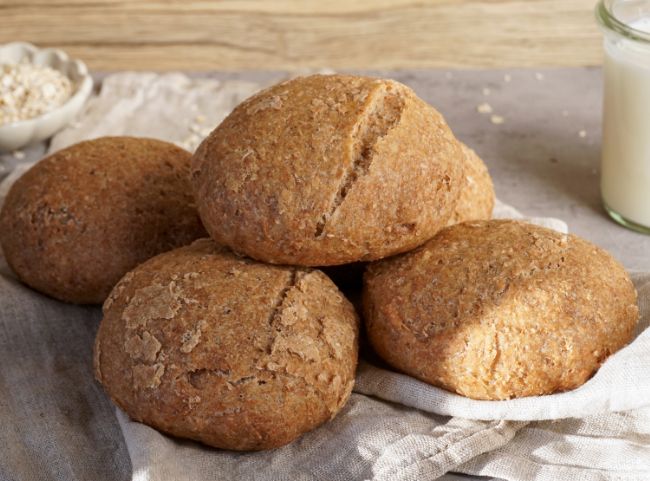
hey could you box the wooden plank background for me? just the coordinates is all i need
[0,0,602,70]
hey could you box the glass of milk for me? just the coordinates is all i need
[597,0,650,233]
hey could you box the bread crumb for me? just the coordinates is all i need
[490,115,505,125]
[477,103,493,114]
[503,74,512,83]
[578,130,587,138]
[12,150,25,160]
[482,87,491,96]
[535,72,544,81]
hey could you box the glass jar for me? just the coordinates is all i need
[596,0,650,233]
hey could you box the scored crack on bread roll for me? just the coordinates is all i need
[94,238,359,451]
[191,74,464,266]
[0,137,206,304]
[363,220,639,400]
[447,143,495,225]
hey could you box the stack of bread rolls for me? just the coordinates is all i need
[0,74,638,451]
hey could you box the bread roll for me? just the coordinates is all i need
[363,220,638,400]
[94,239,359,451]
[0,137,206,304]
[192,74,464,266]
[448,143,495,225]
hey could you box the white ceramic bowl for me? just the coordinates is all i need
[0,42,93,152]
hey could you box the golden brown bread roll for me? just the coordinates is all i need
[191,74,464,266]
[448,143,495,225]
[363,220,638,400]
[0,137,206,304]
[94,239,359,451]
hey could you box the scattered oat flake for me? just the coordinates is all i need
[482,87,491,96]
[477,103,493,114]
[195,114,206,123]
[535,72,544,81]
[579,130,587,138]
[490,115,505,125]
[504,74,512,83]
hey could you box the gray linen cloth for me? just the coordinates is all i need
[1,73,650,481]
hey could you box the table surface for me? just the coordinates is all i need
[0,0,602,70]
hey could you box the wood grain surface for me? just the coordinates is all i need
[0,0,602,70]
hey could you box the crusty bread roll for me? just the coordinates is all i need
[448,143,495,225]
[0,137,206,304]
[191,74,464,266]
[363,220,638,400]
[94,239,359,451]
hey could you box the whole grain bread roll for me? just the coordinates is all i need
[0,137,206,304]
[448,143,495,225]
[94,238,359,451]
[192,74,464,266]
[363,220,639,400]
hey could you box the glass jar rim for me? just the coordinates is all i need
[596,0,650,44]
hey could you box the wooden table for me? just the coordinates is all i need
[0,0,601,70]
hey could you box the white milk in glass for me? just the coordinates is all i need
[600,5,650,232]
